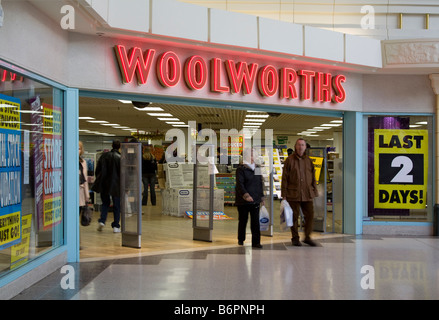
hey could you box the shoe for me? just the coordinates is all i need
[252,244,263,249]
[113,227,121,233]
[238,241,244,245]
[292,238,302,246]
[303,238,317,247]
[97,222,104,231]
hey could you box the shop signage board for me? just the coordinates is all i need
[113,45,347,104]
[374,129,428,209]
[0,94,22,249]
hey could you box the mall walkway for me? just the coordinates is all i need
[11,234,439,300]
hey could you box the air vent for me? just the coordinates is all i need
[197,113,220,117]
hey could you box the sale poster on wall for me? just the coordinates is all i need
[374,129,428,209]
[0,94,22,249]
[33,99,62,231]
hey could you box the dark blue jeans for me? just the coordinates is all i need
[142,174,156,205]
[99,193,121,228]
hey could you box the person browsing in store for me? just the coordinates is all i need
[235,148,264,249]
[92,140,122,233]
[281,138,318,246]
[142,145,157,206]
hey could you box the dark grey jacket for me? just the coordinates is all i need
[91,149,121,197]
[235,164,264,206]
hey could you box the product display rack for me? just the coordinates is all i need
[216,173,236,205]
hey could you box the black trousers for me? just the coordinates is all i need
[237,203,261,245]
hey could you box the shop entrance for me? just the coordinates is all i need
[78,95,344,259]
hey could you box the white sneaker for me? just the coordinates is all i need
[97,222,104,231]
[113,227,121,233]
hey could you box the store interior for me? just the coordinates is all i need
[78,97,345,260]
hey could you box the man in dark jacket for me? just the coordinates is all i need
[235,148,264,248]
[92,140,121,233]
[281,138,318,246]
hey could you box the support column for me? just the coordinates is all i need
[429,74,439,236]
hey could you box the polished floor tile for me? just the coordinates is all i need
[12,235,439,300]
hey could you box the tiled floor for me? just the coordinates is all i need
[12,235,439,300]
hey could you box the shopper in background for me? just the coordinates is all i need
[92,140,122,233]
[235,148,264,249]
[79,141,90,214]
[142,145,157,206]
[281,138,318,246]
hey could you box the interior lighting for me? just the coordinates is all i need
[321,123,341,127]
[415,121,428,125]
[158,118,179,121]
[87,120,109,123]
[147,113,174,117]
[330,120,343,123]
[118,100,132,104]
[166,122,186,125]
[133,106,164,111]
[244,119,266,122]
[79,116,95,120]
[245,114,269,118]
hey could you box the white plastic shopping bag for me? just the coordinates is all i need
[280,200,293,232]
[259,205,270,231]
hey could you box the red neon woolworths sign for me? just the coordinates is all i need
[114,45,346,103]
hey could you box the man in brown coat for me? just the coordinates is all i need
[281,138,318,246]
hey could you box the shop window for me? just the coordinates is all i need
[0,67,63,275]
[366,115,432,222]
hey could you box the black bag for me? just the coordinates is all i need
[80,206,92,226]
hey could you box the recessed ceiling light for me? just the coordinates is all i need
[415,121,428,125]
[321,123,341,127]
[166,122,185,125]
[118,100,132,104]
[244,119,266,122]
[409,124,421,128]
[79,117,95,120]
[147,113,173,117]
[134,107,164,111]
[87,120,109,123]
[100,123,120,126]
[330,120,343,123]
[158,118,180,121]
[246,115,269,118]
[173,124,189,127]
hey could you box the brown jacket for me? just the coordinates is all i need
[281,152,318,201]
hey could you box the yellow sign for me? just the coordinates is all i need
[43,196,62,228]
[11,214,32,268]
[374,129,428,209]
[310,156,323,184]
[0,211,21,248]
[0,99,20,130]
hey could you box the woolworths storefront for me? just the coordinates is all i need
[0,0,437,298]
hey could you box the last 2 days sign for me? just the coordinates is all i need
[374,129,428,209]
